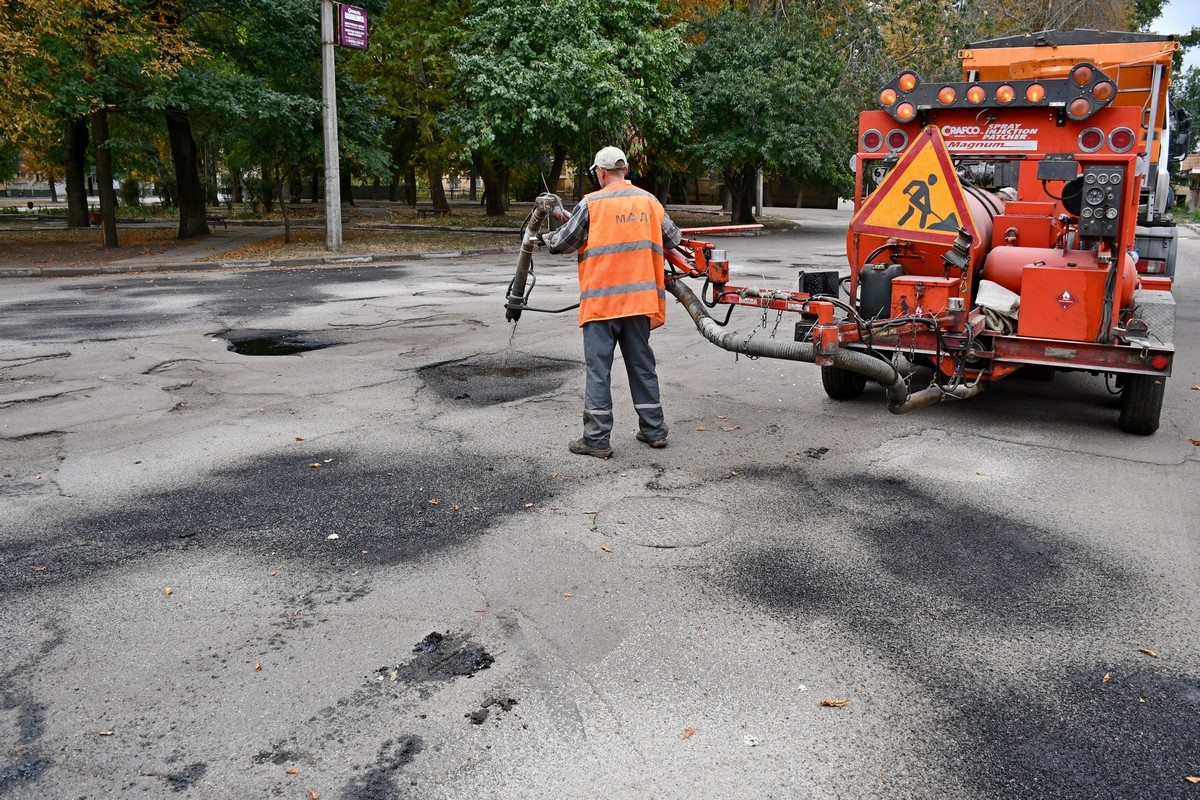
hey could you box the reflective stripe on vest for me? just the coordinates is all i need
[577,182,667,328]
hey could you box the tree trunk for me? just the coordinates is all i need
[311,168,319,203]
[547,144,567,194]
[471,150,508,216]
[89,107,118,248]
[724,166,758,224]
[166,107,209,239]
[288,166,302,204]
[340,167,354,206]
[405,165,417,206]
[276,166,291,245]
[204,140,219,205]
[388,168,400,202]
[64,116,90,228]
[427,159,448,211]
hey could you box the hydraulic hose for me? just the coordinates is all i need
[667,279,982,414]
[505,205,550,322]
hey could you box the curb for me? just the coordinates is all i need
[0,245,528,280]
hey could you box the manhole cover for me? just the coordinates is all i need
[418,352,575,405]
[598,496,731,548]
[216,329,336,356]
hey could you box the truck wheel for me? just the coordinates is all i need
[1117,374,1165,435]
[822,366,867,400]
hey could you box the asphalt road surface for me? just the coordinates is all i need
[1,222,1197,799]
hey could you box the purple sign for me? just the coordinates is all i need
[338,4,369,50]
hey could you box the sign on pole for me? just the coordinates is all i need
[337,5,369,50]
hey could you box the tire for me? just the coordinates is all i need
[821,365,867,400]
[1117,374,1165,435]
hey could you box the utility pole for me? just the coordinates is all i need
[320,0,342,251]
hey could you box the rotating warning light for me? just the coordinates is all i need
[1068,97,1093,120]
[898,72,919,92]
[1025,83,1046,103]
[895,102,916,121]
[966,85,986,104]
[995,84,1016,104]
[861,129,883,152]
[879,88,897,106]
[1091,81,1115,102]
[938,86,957,104]
[1071,64,1094,86]
[1108,127,1135,153]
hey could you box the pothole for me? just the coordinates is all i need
[214,329,337,356]
[418,352,576,405]
[598,496,732,548]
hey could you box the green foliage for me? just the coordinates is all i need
[683,9,855,194]
[448,0,691,164]
[119,177,141,206]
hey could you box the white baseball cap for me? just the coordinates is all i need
[591,146,628,170]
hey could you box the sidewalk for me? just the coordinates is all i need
[0,206,853,280]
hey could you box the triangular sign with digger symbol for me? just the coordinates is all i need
[852,126,979,246]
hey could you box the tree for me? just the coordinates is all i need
[449,0,691,213]
[684,8,854,222]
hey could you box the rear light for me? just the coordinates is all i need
[966,85,986,104]
[1079,127,1104,152]
[1108,127,1135,152]
[1068,97,1092,120]
[861,129,883,152]
[886,129,909,151]
[898,72,918,92]
[938,86,957,104]
[879,88,897,106]
[1150,354,1169,370]
[1025,83,1046,103]
[996,84,1015,104]
[895,102,915,121]
[1091,81,1115,102]
[1071,64,1094,86]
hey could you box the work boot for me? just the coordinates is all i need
[636,431,668,449]
[569,438,613,459]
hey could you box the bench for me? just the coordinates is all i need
[206,216,228,229]
[416,207,450,218]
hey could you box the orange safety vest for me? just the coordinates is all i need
[577,181,668,329]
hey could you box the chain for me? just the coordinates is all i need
[768,308,784,340]
[746,306,769,344]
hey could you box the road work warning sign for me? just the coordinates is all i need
[851,126,978,246]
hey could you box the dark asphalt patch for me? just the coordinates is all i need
[717,469,1193,798]
[340,736,422,800]
[0,450,554,599]
[214,328,338,356]
[418,352,576,405]
[376,632,494,685]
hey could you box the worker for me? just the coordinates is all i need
[538,146,682,459]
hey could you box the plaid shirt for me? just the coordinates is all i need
[546,187,681,255]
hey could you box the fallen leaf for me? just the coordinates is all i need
[720,425,741,432]
[1102,672,1111,684]
[308,463,320,469]
[600,543,613,553]
[1191,386,1200,391]
[295,437,304,441]
[562,592,575,598]
[523,502,535,508]
[308,790,319,800]
[717,415,727,419]
[99,729,113,736]
[819,698,851,707]
[451,505,461,511]
[269,570,277,577]
[682,728,696,739]
[32,566,45,572]
[473,608,486,613]
[1138,647,1159,658]
[326,534,339,540]
[549,472,559,478]
[694,426,707,431]
[730,470,738,477]
[286,768,298,775]
[1189,438,1200,446]
[428,498,440,505]
[254,661,262,671]
[582,508,599,515]
[323,458,333,464]
[1186,776,1200,784]
[163,587,174,596]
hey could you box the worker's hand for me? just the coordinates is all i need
[535,193,562,214]
[527,232,547,248]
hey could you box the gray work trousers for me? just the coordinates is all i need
[581,316,667,447]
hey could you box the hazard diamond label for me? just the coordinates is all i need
[1055,289,1078,311]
